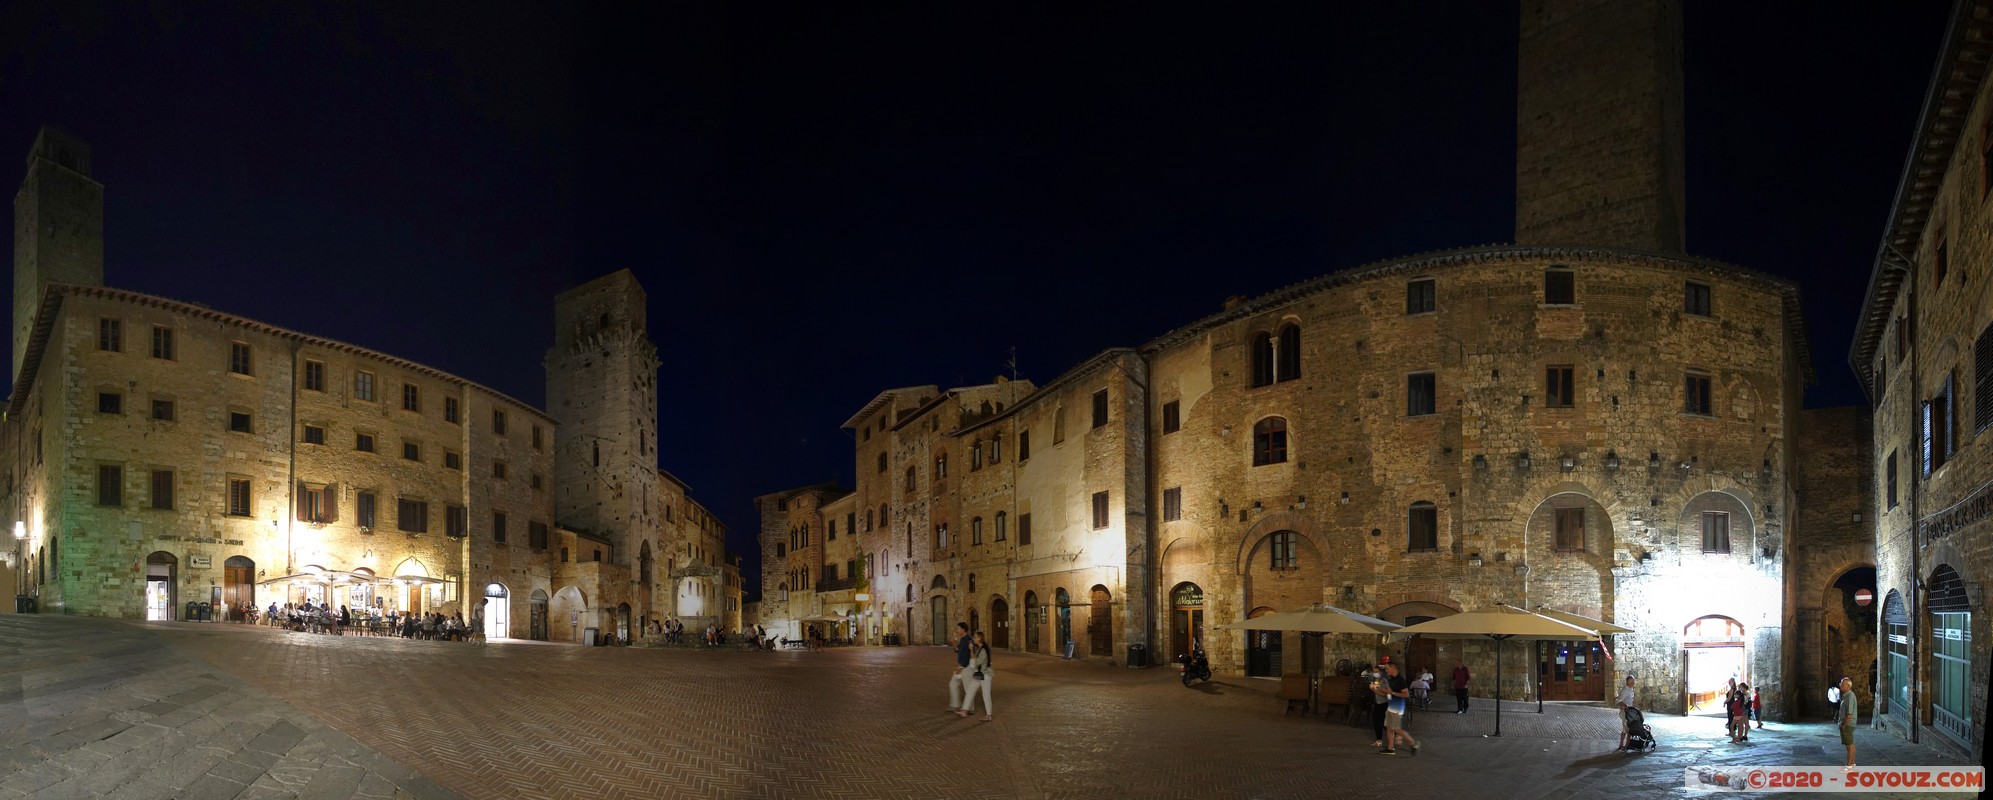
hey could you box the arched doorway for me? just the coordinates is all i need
[1882,589,1909,722]
[990,597,1009,649]
[394,558,430,615]
[483,583,510,640]
[1170,582,1204,659]
[1683,615,1747,714]
[222,556,255,617]
[1089,585,1112,656]
[145,551,177,621]
[1024,591,1041,653]
[1245,606,1281,677]
[1821,566,1878,717]
[552,586,587,643]
[1055,588,1072,655]
[930,595,948,644]
[529,589,549,641]
[1926,565,1971,744]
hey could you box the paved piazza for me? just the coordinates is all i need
[0,615,1974,799]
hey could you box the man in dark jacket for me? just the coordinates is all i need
[946,622,972,711]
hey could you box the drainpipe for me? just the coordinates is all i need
[1902,251,1920,746]
[285,339,300,577]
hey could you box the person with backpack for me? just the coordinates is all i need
[956,630,995,721]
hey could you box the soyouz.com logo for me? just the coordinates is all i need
[1684,766,1984,792]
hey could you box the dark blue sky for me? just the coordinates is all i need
[0,3,1952,595]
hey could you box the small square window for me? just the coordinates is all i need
[403,441,421,461]
[1684,372,1713,416]
[1092,389,1109,429]
[531,473,543,491]
[1406,278,1436,314]
[229,412,253,434]
[1162,401,1181,434]
[98,318,121,352]
[494,461,508,479]
[1684,282,1712,316]
[355,432,376,453]
[302,425,326,445]
[1407,372,1436,416]
[228,342,252,376]
[98,392,122,415]
[444,451,462,470]
[1544,270,1575,305]
[151,326,175,360]
[150,399,174,421]
[1545,365,1575,408]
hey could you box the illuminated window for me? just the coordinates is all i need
[1253,417,1287,466]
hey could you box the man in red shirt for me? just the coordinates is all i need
[1451,661,1471,714]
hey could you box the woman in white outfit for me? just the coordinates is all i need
[956,631,994,721]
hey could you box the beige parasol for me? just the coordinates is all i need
[1389,605,1601,735]
[1214,603,1402,635]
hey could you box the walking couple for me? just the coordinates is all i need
[946,621,995,721]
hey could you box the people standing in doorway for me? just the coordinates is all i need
[1452,660,1472,714]
[1836,676,1859,769]
[1616,676,1637,751]
[1378,661,1419,756]
[1369,657,1392,747]
[956,631,994,721]
[946,622,972,712]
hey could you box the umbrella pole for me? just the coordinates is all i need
[1495,638,1502,736]
[1537,640,1544,714]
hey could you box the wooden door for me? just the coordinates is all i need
[1245,607,1280,677]
[1539,640,1604,700]
[930,596,948,644]
[223,560,254,613]
[990,598,1009,648]
[529,601,548,641]
[1089,587,1112,656]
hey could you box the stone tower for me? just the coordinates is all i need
[545,270,661,556]
[14,126,104,383]
[1514,0,1686,253]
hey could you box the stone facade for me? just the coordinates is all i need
[758,0,1820,717]
[1788,407,1876,719]
[1848,0,1993,761]
[0,130,733,648]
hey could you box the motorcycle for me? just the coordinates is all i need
[1178,649,1212,686]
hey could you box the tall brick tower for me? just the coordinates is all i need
[1514,0,1686,253]
[545,270,662,556]
[13,126,104,383]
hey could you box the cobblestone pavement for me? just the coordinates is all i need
[0,615,457,800]
[3,615,1979,799]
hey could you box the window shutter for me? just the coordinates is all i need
[1942,372,1956,462]
[297,482,310,521]
[1922,400,1934,477]
[324,484,338,523]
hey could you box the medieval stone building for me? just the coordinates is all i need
[1850,0,1993,761]
[759,0,1835,716]
[0,128,735,644]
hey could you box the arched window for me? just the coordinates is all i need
[1929,565,1971,742]
[931,575,948,590]
[905,465,916,492]
[971,517,984,545]
[906,584,914,603]
[991,436,1002,463]
[866,509,874,531]
[1277,323,1301,381]
[1408,501,1438,551]
[1267,531,1297,570]
[936,452,948,478]
[1250,332,1275,387]
[971,444,983,470]
[968,573,977,593]
[995,511,1008,541]
[1253,417,1288,466]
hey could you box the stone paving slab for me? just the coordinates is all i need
[0,615,453,800]
[3,615,1980,798]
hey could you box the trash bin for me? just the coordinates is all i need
[197,602,213,622]
[15,595,30,613]
[185,601,200,621]
[583,627,599,647]
[1064,640,1077,660]
[1127,643,1148,668]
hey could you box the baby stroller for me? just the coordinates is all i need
[1621,706,1657,751]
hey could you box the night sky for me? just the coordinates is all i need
[0,3,1954,596]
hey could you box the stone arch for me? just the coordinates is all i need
[1521,484,1614,613]
[929,574,948,592]
[1923,539,1983,610]
[1676,487,1758,562]
[1233,512,1326,574]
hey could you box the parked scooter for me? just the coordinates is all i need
[1178,649,1212,686]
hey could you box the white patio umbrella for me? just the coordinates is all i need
[1388,605,1600,735]
[1214,603,1402,635]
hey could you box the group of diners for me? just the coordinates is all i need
[264,601,476,640]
